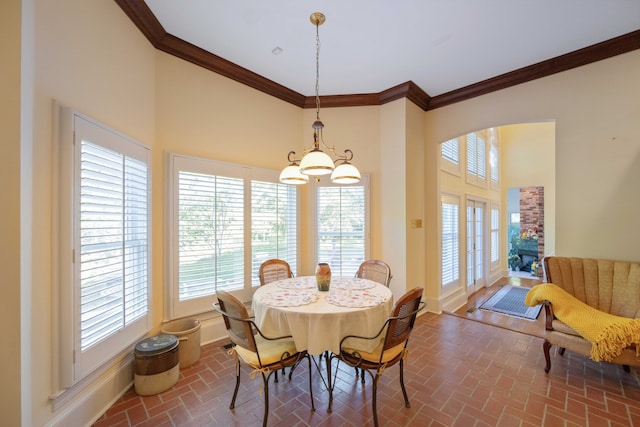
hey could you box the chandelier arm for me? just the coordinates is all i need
[287,151,300,163]
[316,127,337,155]
[281,12,359,185]
[333,149,354,164]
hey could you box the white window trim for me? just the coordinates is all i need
[489,128,500,191]
[165,153,299,320]
[465,131,488,189]
[490,201,500,270]
[53,105,152,393]
[440,192,462,294]
[440,137,461,176]
[310,175,371,275]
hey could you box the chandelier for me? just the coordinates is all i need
[279,12,361,185]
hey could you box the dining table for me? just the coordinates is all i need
[252,276,394,356]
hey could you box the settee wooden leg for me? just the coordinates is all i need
[559,347,566,356]
[623,364,631,373]
[543,341,552,373]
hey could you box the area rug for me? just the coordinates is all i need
[479,285,542,320]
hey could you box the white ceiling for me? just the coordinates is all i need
[145,0,640,97]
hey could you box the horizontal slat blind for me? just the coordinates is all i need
[441,138,459,164]
[79,141,148,352]
[317,185,365,277]
[178,171,244,300]
[251,181,297,284]
[466,132,487,181]
[441,198,459,287]
[491,208,500,263]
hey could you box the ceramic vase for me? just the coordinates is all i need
[315,263,331,291]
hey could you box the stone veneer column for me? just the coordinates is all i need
[519,186,544,262]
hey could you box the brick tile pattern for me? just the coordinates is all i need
[94,312,640,426]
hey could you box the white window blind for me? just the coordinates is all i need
[490,141,499,184]
[466,132,487,186]
[167,154,298,318]
[441,137,461,175]
[251,180,298,284]
[56,107,151,388]
[442,138,459,164]
[79,141,149,351]
[491,207,500,265]
[315,179,368,277]
[441,195,460,289]
[177,171,244,302]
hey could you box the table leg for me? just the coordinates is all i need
[326,351,333,413]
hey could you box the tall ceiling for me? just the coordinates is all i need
[119,0,640,108]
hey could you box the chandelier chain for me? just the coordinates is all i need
[315,20,321,120]
[278,12,360,185]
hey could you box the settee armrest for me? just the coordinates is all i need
[542,301,554,331]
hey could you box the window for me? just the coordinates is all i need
[56,107,151,387]
[489,128,499,190]
[441,137,461,175]
[466,132,487,187]
[251,180,298,284]
[441,194,460,290]
[166,154,297,319]
[313,177,369,277]
[491,204,500,268]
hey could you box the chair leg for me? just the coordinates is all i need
[372,371,380,427]
[399,358,410,408]
[261,372,270,427]
[543,340,552,373]
[230,358,241,409]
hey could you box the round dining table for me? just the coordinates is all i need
[252,276,394,356]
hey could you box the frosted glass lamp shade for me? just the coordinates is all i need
[279,164,310,185]
[299,150,334,176]
[331,162,361,184]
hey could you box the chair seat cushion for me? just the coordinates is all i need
[235,335,298,368]
[552,319,581,336]
[342,340,406,364]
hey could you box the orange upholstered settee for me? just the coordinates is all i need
[540,256,640,373]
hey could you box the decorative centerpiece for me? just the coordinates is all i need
[315,262,331,291]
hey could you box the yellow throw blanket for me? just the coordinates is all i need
[525,283,640,362]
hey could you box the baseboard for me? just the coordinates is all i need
[46,356,134,427]
[46,315,229,427]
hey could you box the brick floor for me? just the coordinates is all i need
[93,310,640,426]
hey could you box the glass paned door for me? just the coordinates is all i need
[466,200,486,295]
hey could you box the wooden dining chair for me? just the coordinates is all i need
[213,290,315,427]
[259,259,293,286]
[356,259,392,287]
[328,287,425,427]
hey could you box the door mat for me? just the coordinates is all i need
[479,285,542,321]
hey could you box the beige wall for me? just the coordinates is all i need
[1,1,24,425]
[435,122,555,287]
[30,0,156,425]
[298,105,383,275]
[501,122,556,258]
[425,50,640,289]
[7,0,640,424]
[155,52,303,321]
[404,101,426,297]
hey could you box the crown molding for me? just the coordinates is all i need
[428,29,640,110]
[115,1,640,111]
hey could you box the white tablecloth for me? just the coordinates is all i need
[252,277,394,355]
